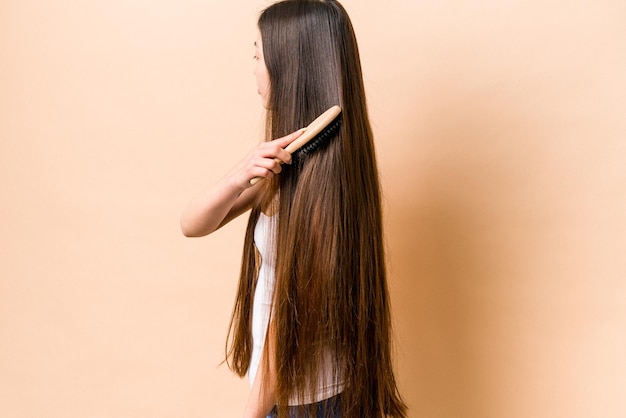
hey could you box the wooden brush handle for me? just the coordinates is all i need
[283,105,341,152]
[249,105,341,185]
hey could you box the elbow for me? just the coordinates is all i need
[180,218,200,238]
[180,217,212,238]
[181,228,195,238]
[180,225,194,238]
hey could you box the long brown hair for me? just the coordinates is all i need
[227,1,407,417]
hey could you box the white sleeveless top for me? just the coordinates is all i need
[249,212,343,405]
[249,212,276,388]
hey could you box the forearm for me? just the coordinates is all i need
[243,319,278,418]
[180,174,252,237]
[243,355,276,418]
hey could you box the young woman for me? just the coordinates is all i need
[181,1,407,417]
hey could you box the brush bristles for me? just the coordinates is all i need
[296,115,342,157]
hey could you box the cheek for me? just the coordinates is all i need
[260,67,269,87]
[258,57,268,75]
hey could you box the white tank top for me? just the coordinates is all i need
[249,212,276,388]
[249,212,343,405]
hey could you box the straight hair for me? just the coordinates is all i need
[227,1,407,417]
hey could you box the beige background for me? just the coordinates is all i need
[1,0,625,417]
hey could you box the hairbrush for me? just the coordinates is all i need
[250,105,342,185]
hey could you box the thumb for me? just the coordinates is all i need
[275,127,307,148]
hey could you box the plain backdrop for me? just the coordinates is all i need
[1,0,625,417]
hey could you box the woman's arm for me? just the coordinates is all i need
[243,321,277,418]
[180,130,303,237]
[243,351,276,418]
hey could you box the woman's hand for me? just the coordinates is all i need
[181,128,304,237]
[229,129,304,190]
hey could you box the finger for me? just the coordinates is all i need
[256,142,293,165]
[251,156,283,174]
[251,167,276,181]
[275,149,293,165]
[274,127,307,148]
[271,128,307,164]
